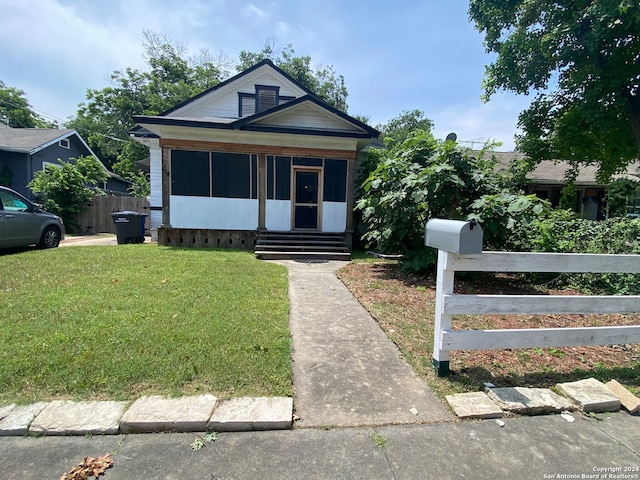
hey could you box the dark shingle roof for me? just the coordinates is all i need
[488,151,640,186]
[0,123,75,153]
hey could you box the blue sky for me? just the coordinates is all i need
[0,0,532,150]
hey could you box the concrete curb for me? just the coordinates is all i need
[0,396,293,436]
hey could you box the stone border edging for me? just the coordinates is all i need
[445,378,638,419]
[0,396,293,436]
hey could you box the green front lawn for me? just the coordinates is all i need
[0,246,291,404]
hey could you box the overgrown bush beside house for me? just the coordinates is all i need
[508,210,640,294]
[356,130,549,273]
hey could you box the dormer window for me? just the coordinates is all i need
[256,85,278,112]
[238,85,295,117]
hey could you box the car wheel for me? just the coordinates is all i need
[39,226,61,249]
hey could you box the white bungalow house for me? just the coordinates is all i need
[130,60,379,258]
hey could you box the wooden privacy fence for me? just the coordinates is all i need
[76,195,150,234]
[432,250,640,377]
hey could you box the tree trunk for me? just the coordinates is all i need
[623,89,640,161]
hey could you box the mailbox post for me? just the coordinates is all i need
[425,219,483,376]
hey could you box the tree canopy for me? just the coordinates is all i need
[375,109,434,147]
[67,30,229,180]
[469,0,640,180]
[0,81,57,128]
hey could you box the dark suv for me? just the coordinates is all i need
[0,186,65,249]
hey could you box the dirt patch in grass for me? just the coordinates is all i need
[337,261,640,397]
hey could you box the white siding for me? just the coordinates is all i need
[266,200,291,230]
[170,67,305,119]
[170,196,258,230]
[259,104,361,132]
[322,202,347,233]
[148,143,162,233]
[149,146,162,207]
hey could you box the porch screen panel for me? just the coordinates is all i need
[267,156,275,199]
[212,152,251,199]
[275,156,291,200]
[171,150,210,196]
[251,155,258,199]
[323,159,347,202]
[293,157,323,167]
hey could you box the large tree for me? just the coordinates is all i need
[67,31,230,181]
[0,81,57,128]
[469,0,640,179]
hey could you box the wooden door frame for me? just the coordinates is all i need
[291,166,323,231]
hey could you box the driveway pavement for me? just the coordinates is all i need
[59,235,151,247]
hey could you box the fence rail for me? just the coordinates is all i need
[76,195,150,234]
[432,250,640,377]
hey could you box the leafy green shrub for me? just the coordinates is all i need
[28,156,107,231]
[357,132,548,272]
[605,178,640,218]
[510,213,640,294]
[469,191,549,250]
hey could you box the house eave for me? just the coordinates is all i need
[133,115,375,141]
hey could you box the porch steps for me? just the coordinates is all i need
[254,232,351,261]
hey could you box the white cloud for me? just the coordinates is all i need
[242,4,269,22]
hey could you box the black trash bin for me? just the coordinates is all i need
[111,211,147,244]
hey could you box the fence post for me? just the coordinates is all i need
[425,218,483,377]
[433,250,454,377]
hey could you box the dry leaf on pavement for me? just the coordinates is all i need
[60,453,113,480]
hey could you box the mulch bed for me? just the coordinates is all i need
[337,262,640,393]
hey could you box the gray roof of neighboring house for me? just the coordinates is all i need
[0,123,77,154]
[0,123,126,183]
[489,151,640,186]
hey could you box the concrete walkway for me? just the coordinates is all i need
[280,259,452,427]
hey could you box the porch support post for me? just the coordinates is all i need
[161,147,171,227]
[258,153,267,230]
[344,156,357,249]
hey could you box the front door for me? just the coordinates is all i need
[293,169,321,230]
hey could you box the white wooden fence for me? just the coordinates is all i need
[432,250,640,376]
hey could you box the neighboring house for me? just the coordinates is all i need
[0,123,130,199]
[492,151,640,220]
[130,59,380,253]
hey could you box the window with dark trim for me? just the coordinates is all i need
[238,85,294,117]
[256,85,278,113]
[239,93,255,117]
[59,138,70,149]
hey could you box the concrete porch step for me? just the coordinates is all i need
[255,231,351,261]
[254,251,351,261]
